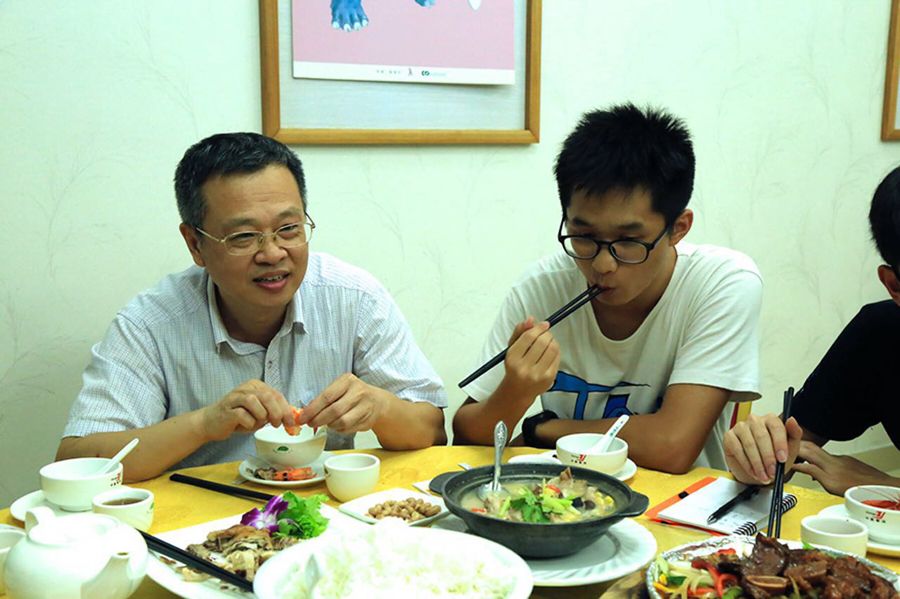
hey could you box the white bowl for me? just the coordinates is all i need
[556,434,628,475]
[39,458,124,512]
[800,515,868,556]
[845,485,900,545]
[254,424,326,467]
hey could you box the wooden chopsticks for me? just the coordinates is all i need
[766,386,794,537]
[458,285,602,388]
[169,473,275,501]
[140,529,253,592]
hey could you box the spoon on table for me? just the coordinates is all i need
[100,438,139,474]
[478,421,509,502]
[587,414,629,453]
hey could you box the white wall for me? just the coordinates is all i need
[1,0,897,506]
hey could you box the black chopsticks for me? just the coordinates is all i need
[140,530,253,592]
[458,285,603,388]
[766,386,794,537]
[169,473,275,501]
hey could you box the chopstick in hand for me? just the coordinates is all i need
[766,387,794,537]
[458,285,602,388]
[169,473,275,502]
[140,530,253,592]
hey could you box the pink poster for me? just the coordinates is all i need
[291,0,515,85]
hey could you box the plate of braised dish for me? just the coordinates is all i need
[647,533,899,599]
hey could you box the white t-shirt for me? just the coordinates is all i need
[463,243,762,470]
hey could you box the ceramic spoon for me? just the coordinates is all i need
[587,414,629,453]
[101,438,139,474]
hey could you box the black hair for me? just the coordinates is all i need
[554,103,695,226]
[174,132,307,228]
[869,165,900,268]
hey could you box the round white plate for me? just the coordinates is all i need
[434,516,656,587]
[10,490,71,521]
[338,487,448,526]
[509,453,637,482]
[819,503,900,557]
[237,452,330,488]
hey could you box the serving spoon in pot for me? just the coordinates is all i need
[478,421,509,502]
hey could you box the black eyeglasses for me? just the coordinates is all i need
[557,219,668,265]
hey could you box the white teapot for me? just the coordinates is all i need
[4,506,148,599]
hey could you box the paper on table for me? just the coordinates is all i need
[655,477,797,536]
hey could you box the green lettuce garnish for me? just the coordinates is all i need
[276,492,329,539]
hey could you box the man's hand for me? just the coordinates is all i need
[793,442,896,496]
[502,317,560,399]
[724,413,803,485]
[200,379,294,442]
[299,373,388,434]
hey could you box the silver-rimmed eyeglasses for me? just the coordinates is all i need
[557,218,668,265]
[195,214,315,256]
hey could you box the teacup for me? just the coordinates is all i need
[844,485,900,545]
[556,433,628,475]
[92,487,155,532]
[40,457,123,512]
[800,515,868,556]
[324,453,380,502]
[0,527,26,593]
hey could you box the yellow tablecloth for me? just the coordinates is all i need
[2,446,896,599]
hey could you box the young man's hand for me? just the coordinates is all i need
[793,442,898,496]
[724,413,803,484]
[502,317,560,399]
[201,379,295,441]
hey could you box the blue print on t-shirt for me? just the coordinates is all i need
[548,371,648,419]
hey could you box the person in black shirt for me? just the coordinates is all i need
[725,166,900,496]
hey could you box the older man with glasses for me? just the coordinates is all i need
[57,133,447,482]
[454,104,763,474]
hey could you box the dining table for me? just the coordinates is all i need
[1,445,897,599]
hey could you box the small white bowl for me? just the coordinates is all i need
[845,485,900,545]
[556,433,628,475]
[324,454,380,503]
[39,458,123,512]
[801,515,868,556]
[254,424,326,468]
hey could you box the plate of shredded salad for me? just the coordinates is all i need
[645,534,900,599]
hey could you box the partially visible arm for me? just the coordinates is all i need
[59,379,297,482]
[793,439,900,496]
[532,383,729,473]
[57,413,208,483]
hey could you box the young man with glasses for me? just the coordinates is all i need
[453,104,762,473]
[725,167,900,495]
[57,133,447,481]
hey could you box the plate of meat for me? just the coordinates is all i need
[646,533,900,599]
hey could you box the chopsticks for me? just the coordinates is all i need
[458,285,603,388]
[766,386,794,537]
[169,473,275,502]
[140,530,253,592]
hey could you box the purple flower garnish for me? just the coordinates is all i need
[241,495,289,532]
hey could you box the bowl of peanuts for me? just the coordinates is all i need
[338,488,448,526]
